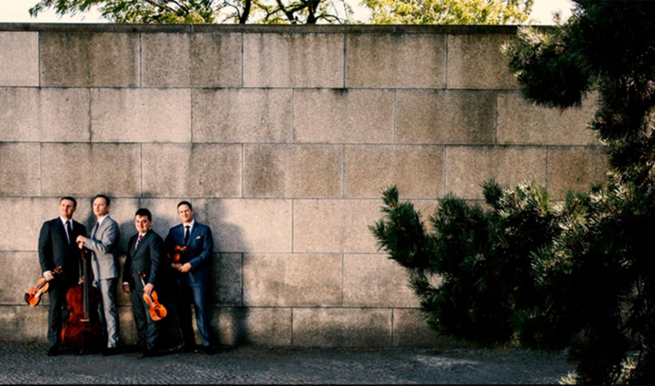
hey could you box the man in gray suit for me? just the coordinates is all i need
[76,194,120,356]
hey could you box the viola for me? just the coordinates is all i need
[24,266,63,307]
[61,248,103,353]
[171,245,187,264]
[138,270,167,321]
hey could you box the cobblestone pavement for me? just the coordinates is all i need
[0,341,573,384]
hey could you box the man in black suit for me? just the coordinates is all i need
[38,196,87,356]
[122,208,164,358]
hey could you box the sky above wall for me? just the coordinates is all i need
[0,0,574,24]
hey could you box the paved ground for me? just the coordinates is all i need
[0,341,573,384]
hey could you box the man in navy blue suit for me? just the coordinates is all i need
[165,201,215,354]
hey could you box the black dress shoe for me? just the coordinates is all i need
[200,345,216,355]
[138,349,158,358]
[47,346,61,357]
[181,344,197,353]
[102,347,119,356]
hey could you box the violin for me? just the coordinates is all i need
[61,248,103,353]
[24,266,63,306]
[138,270,167,321]
[171,244,187,264]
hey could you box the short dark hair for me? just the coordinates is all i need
[60,196,77,208]
[93,194,111,206]
[135,208,152,221]
[177,201,193,210]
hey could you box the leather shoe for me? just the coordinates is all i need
[181,344,197,353]
[200,345,216,355]
[138,349,158,358]
[102,347,119,356]
[47,346,61,357]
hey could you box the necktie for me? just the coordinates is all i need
[135,234,143,250]
[65,221,72,245]
[184,225,190,245]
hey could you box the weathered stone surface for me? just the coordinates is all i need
[393,308,466,348]
[141,33,190,87]
[294,89,394,144]
[0,88,90,142]
[191,33,242,87]
[192,88,293,143]
[0,143,40,196]
[118,306,138,344]
[91,88,191,143]
[293,308,392,347]
[243,33,343,88]
[447,34,517,89]
[346,33,446,88]
[243,254,342,306]
[0,305,47,342]
[547,147,608,199]
[0,32,38,86]
[0,252,42,305]
[293,200,380,253]
[40,32,139,87]
[344,145,444,199]
[0,198,73,251]
[142,143,241,198]
[205,199,292,253]
[497,92,598,145]
[213,307,292,346]
[396,90,496,144]
[41,143,141,197]
[210,253,242,306]
[244,144,342,198]
[445,146,548,199]
[343,254,418,308]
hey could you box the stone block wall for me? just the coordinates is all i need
[0,24,605,347]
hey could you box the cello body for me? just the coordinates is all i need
[60,249,103,353]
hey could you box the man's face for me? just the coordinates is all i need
[135,215,152,234]
[93,197,110,217]
[59,199,76,220]
[178,204,194,224]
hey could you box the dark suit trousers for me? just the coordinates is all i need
[131,279,159,351]
[176,278,211,347]
[47,279,75,347]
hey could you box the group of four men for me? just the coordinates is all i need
[38,195,215,358]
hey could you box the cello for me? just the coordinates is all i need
[60,248,103,353]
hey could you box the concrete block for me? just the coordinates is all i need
[547,147,608,199]
[393,308,464,348]
[191,33,242,87]
[293,199,381,253]
[293,308,392,347]
[118,305,138,344]
[447,34,517,89]
[205,199,292,253]
[0,252,42,305]
[294,89,394,144]
[243,253,342,307]
[40,32,139,87]
[142,33,190,87]
[141,143,241,197]
[0,305,48,343]
[445,146,548,199]
[210,253,242,306]
[192,88,293,143]
[497,92,598,145]
[0,143,41,196]
[345,145,444,199]
[343,254,418,308]
[0,32,38,86]
[0,88,90,142]
[41,143,141,197]
[0,197,63,251]
[244,144,342,198]
[214,307,292,346]
[396,90,496,144]
[243,33,343,88]
[346,33,446,88]
[91,88,191,143]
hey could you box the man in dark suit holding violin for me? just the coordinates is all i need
[165,201,215,355]
[122,208,164,358]
[38,196,87,356]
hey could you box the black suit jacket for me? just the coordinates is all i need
[122,229,164,289]
[38,218,87,283]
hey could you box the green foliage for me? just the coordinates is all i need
[362,0,533,25]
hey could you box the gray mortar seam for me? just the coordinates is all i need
[240,33,244,87]
[342,33,347,89]
[444,35,449,88]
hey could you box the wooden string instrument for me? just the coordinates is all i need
[24,266,63,306]
[138,270,167,321]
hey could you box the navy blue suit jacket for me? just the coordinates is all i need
[165,222,213,284]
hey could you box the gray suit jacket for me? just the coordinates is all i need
[83,215,120,280]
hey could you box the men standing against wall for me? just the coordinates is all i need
[165,201,215,355]
[38,197,87,356]
[122,208,164,358]
[75,194,120,356]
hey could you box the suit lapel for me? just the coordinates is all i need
[135,230,151,254]
[188,223,201,245]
